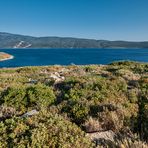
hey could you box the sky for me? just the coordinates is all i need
[0,0,148,41]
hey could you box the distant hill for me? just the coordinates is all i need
[0,32,148,48]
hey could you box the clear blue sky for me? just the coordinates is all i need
[0,0,148,41]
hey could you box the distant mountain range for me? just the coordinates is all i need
[0,32,148,49]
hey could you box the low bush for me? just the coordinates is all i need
[0,84,56,113]
[0,110,93,148]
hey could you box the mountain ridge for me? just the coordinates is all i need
[0,32,148,49]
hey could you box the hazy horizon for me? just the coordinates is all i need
[1,31,148,42]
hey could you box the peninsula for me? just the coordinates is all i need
[0,52,14,61]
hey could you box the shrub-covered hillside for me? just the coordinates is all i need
[0,61,148,147]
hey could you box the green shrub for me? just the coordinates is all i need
[0,86,27,112]
[0,84,56,112]
[128,89,138,103]
[0,110,93,148]
[26,84,55,109]
[137,78,148,141]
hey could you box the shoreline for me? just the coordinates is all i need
[0,52,14,61]
[0,55,14,61]
[0,61,147,69]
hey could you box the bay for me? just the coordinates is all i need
[0,48,148,68]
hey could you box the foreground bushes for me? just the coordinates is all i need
[0,110,93,148]
[0,84,55,113]
[60,76,138,132]
[0,61,147,147]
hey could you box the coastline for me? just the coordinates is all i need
[0,55,14,61]
[0,52,14,61]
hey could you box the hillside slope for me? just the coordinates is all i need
[0,32,148,48]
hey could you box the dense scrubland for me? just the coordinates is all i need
[0,61,147,147]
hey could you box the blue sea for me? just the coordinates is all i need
[0,48,148,68]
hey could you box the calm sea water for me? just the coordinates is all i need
[0,48,148,68]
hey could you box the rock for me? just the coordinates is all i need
[87,130,115,141]
[86,130,116,146]
[28,78,38,84]
[21,110,39,118]
[49,72,65,83]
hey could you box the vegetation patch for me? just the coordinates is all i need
[0,61,147,147]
